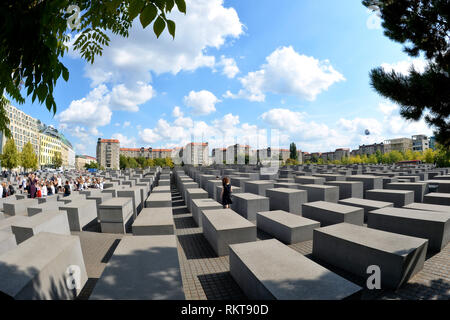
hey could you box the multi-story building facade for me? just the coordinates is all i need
[0,104,40,155]
[334,148,350,161]
[429,136,436,150]
[97,138,120,170]
[119,147,173,159]
[412,135,430,152]
[183,142,209,166]
[75,155,97,171]
[39,125,62,168]
[59,132,75,169]
[212,148,227,164]
[384,137,413,153]
[356,143,384,156]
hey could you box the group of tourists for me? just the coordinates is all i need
[11,174,105,198]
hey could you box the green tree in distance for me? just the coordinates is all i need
[289,142,298,160]
[363,0,449,147]
[20,141,38,171]
[53,151,63,168]
[0,0,186,137]
[1,138,19,170]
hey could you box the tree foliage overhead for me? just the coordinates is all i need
[0,0,186,136]
[362,0,450,147]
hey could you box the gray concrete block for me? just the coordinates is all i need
[265,188,307,215]
[313,223,428,289]
[386,182,428,203]
[206,179,222,200]
[367,207,450,252]
[244,180,275,196]
[185,188,208,212]
[366,189,414,208]
[59,200,98,231]
[294,176,325,185]
[256,210,320,244]
[302,201,364,227]
[26,201,62,217]
[132,208,174,235]
[229,239,361,300]
[346,175,383,197]
[145,192,171,208]
[117,188,142,218]
[0,230,17,256]
[0,232,88,299]
[403,202,450,214]
[11,211,71,244]
[296,184,339,203]
[231,193,270,221]
[324,181,363,199]
[191,198,222,227]
[90,235,184,300]
[202,209,256,256]
[424,193,450,206]
[98,197,134,234]
[338,197,394,222]
[3,199,39,216]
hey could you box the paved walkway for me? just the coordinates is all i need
[74,184,450,300]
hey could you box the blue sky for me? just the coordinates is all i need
[13,0,432,156]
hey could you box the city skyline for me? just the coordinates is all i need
[5,0,435,157]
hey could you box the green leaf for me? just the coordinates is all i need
[128,0,145,21]
[166,0,175,12]
[175,0,186,13]
[153,15,166,38]
[167,19,175,39]
[62,66,69,81]
[140,4,158,29]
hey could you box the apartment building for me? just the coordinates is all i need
[0,104,40,155]
[75,155,97,171]
[97,138,120,170]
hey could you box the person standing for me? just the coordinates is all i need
[221,177,233,209]
[63,181,71,197]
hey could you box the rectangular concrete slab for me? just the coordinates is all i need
[367,207,450,252]
[302,201,364,227]
[145,192,172,208]
[257,210,320,244]
[11,211,71,244]
[0,232,88,299]
[191,198,223,227]
[0,230,17,256]
[313,223,428,289]
[132,208,174,235]
[231,193,270,221]
[59,200,97,231]
[265,188,307,215]
[324,181,363,199]
[296,184,339,203]
[229,239,361,300]
[424,193,450,206]
[202,209,257,256]
[366,189,414,208]
[338,198,394,222]
[90,235,184,300]
[386,182,428,203]
[403,202,450,214]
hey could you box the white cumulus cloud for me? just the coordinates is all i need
[225,46,345,102]
[184,90,220,115]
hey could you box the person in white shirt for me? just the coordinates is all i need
[50,184,55,195]
[0,183,3,198]
[41,184,48,197]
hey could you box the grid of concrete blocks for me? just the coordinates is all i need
[0,164,449,300]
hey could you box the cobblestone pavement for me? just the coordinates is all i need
[74,185,450,300]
